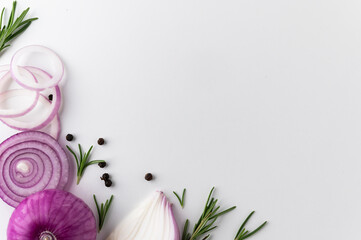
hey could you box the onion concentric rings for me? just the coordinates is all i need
[0,131,69,207]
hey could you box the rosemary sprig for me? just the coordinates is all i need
[234,211,267,240]
[0,1,38,54]
[173,188,186,208]
[94,194,114,232]
[66,144,105,184]
[182,187,236,240]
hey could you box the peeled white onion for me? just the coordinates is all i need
[107,191,180,240]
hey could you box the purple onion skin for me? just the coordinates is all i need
[7,189,97,240]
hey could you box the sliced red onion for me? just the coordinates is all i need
[39,114,61,140]
[0,69,61,130]
[0,65,10,80]
[0,69,40,118]
[7,189,97,240]
[107,191,180,240]
[0,64,9,71]
[0,66,30,93]
[0,67,62,137]
[0,90,60,130]
[10,45,64,91]
[0,131,69,207]
[0,88,40,118]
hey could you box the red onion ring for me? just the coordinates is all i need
[7,189,97,240]
[10,45,64,91]
[0,68,61,130]
[0,65,10,80]
[0,88,40,118]
[39,114,60,140]
[0,69,40,118]
[0,91,60,130]
[0,131,69,207]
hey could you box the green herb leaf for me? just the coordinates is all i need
[173,188,186,208]
[0,1,38,54]
[66,144,105,184]
[182,187,236,240]
[94,194,114,232]
[234,211,267,240]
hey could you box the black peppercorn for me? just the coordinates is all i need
[48,94,53,101]
[97,138,105,145]
[66,134,73,141]
[145,173,153,181]
[98,162,106,168]
[100,173,110,181]
[105,179,112,187]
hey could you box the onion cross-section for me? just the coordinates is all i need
[0,131,69,207]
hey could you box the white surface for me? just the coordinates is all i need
[1,0,361,239]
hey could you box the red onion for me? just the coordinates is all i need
[0,69,40,118]
[0,67,61,130]
[0,131,69,207]
[0,88,61,130]
[0,88,40,118]
[0,45,64,135]
[39,114,61,140]
[10,45,64,91]
[7,189,97,240]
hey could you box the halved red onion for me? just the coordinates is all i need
[0,68,61,130]
[10,45,64,91]
[7,189,97,240]
[0,131,69,207]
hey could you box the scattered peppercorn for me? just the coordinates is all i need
[66,134,73,141]
[145,173,153,181]
[97,138,105,145]
[48,94,53,101]
[100,173,110,181]
[98,162,106,168]
[105,179,112,187]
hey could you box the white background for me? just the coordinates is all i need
[1,0,361,239]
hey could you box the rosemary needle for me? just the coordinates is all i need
[173,188,186,208]
[66,144,105,184]
[234,211,267,240]
[182,187,236,240]
[94,194,114,232]
[0,1,38,54]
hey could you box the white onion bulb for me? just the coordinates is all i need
[107,191,180,240]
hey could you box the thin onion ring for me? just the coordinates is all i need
[39,114,61,140]
[0,68,61,130]
[0,88,40,118]
[10,45,64,91]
